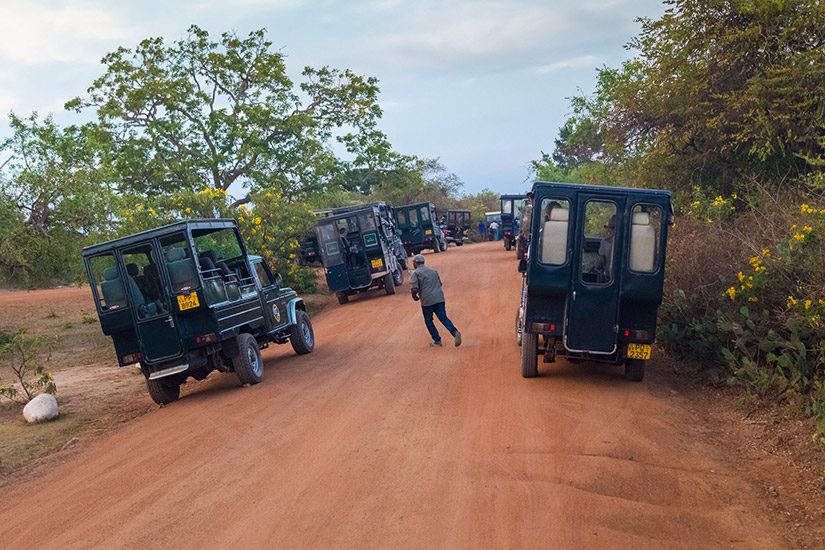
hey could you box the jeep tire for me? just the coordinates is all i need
[146,378,180,405]
[384,271,396,295]
[521,332,538,378]
[336,292,349,305]
[625,359,646,382]
[235,333,263,385]
[289,310,315,355]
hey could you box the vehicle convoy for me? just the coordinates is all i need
[394,202,448,254]
[442,209,471,246]
[516,181,672,381]
[82,219,315,405]
[315,202,408,304]
[500,194,528,251]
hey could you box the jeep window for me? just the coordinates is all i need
[160,233,199,294]
[397,210,407,227]
[629,204,662,273]
[89,253,127,312]
[359,212,377,231]
[316,222,344,265]
[581,200,617,285]
[538,198,570,265]
[408,208,419,227]
[501,200,513,216]
[420,206,430,222]
[122,243,167,319]
[254,261,273,288]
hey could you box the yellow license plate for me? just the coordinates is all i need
[627,343,651,360]
[371,258,384,269]
[424,229,433,235]
[177,292,200,311]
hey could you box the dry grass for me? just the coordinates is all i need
[0,413,87,474]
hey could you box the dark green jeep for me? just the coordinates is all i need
[394,201,447,254]
[82,219,315,405]
[315,202,407,304]
[516,181,672,381]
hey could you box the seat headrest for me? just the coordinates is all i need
[201,250,219,263]
[126,263,139,277]
[167,247,186,261]
[549,208,569,222]
[632,212,650,225]
[103,267,119,281]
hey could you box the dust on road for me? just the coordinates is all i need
[0,242,787,548]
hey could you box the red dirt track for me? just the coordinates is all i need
[0,242,787,548]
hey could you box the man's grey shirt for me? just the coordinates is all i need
[410,265,446,306]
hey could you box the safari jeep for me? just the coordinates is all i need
[82,219,315,405]
[500,194,528,251]
[394,201,448,254]
[443,208,470,246]
[315,202,407,304]
[516,181,672,381]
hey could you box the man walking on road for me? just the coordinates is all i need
[409,254,462,347]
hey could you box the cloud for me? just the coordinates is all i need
[0,1,133,65]
[0,92,16,114]
[333,0,648,77]
[534,54,601,74]
[191,0,305,11]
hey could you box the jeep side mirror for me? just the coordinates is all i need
[518,259,527,273]
[274,273,283,287]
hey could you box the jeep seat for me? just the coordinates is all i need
[541,208,569,265]
[629,211,656,272]
[167,248,199,293]
[100,267,127,309]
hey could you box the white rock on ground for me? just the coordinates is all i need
[23,393,59,424]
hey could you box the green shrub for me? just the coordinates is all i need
[0,330,56,404]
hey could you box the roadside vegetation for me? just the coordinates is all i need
[534,0,825,435]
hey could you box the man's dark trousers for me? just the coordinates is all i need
[422,301,458,343]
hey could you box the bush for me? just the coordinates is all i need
[0,330,56,404]
[661,186,825,434]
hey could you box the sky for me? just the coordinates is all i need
[0,0,666,196]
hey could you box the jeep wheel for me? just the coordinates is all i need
[521,332,538,378]
[440,240,448,252]
[235,333,263,385]
[432,243,440,253]
[383,271,396,295]
[505,239,512,251]
[392,266,404,286]
[625,359,646,382]
[456,239,464,246]
[289,310,315,355]
[146,378,180,405]
[336,292,349,305]
[515,309,523,347]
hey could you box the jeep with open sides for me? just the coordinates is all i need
[443,208,470,246]
[500,194,528,251]
[394,202,447,254]
[82,219,315,405]
[315,202,407,305]
[516,181,672,381]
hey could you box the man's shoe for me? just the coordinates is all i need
[453,331,462,347]
[430,341,443,347]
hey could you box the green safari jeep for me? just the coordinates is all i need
[82,219,315,405]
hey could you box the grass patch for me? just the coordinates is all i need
[61,322,74,330]
[81,316,97,324]
[0,413,87,474]
[45,310,58,319]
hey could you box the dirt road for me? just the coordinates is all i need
[0,242,788,548]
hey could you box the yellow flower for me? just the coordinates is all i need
[803,225,813,233]
[804,299,812,311]
[725,287,736,301]
[185,207,191,214]
[787,295,798,309]
[748,296,759,302]
[793,233,805,242]
[800,204,815,214]
[737,272,745,283]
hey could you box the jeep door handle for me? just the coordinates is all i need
[572,291,576,302]
[165,317,175,328]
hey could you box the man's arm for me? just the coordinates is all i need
[410,271,420,301]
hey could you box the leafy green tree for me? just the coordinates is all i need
[586,0,825,193]
[67,25,391,201]
[1,113,114,236]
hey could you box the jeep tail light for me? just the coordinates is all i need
[122,352,142,365]
[531,323,556,333]
[623,329,650,339]
[195,333,218,345]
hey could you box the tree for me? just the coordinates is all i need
[1,113,114,236]
[67,25,391,201]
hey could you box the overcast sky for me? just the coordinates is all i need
[0,0,665,195]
